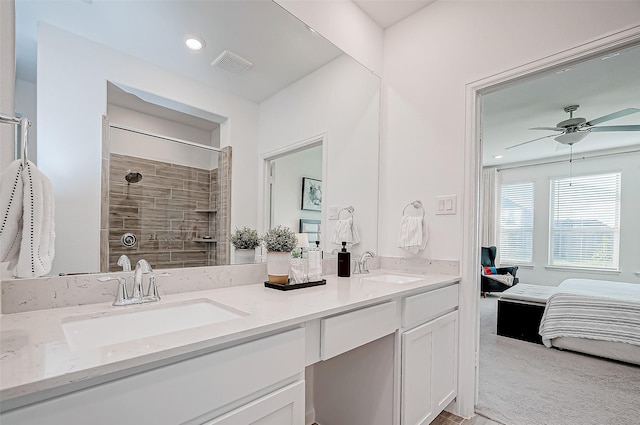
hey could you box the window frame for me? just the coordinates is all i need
[498,180,535,266]
[547,171,621,271]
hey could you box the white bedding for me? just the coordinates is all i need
[539,278,640,364]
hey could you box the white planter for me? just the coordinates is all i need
[234,248,255,264]
[267,251,291,284]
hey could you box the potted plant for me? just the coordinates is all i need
[262,225,297,284]
[229,227,261,264]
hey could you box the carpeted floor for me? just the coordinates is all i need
[476,294,640,425]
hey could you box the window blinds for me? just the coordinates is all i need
[499,182,534,264]
[548,172,621,270]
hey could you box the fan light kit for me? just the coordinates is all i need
[506,104,640,150]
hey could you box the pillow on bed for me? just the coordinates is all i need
[483,266,497,275]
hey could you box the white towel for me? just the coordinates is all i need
[1,160,24,266]
[0,160,55,277]
[397,215,428,254]
[330,217,360,245]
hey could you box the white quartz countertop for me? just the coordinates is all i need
[0,270,459,407]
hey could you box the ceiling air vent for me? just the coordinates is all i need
[211,50,253,75]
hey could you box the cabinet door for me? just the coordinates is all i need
[202,381,304,425]
[401,310,458,425]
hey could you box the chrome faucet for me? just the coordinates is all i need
[98,259,169,306]
[133,259,153,300]
[354,251,376,274]
[117,254,131,272]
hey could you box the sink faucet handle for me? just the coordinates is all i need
[146,272,170,300]
[98,276,128,305]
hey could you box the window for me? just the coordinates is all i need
[549,172,621,270]
[499,182,534,264]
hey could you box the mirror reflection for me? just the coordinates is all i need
[11,0,380,277]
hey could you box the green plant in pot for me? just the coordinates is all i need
[263,225,297,284]
[229,227,261,264]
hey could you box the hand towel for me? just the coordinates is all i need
[330,216,361,245]
[1,159,55,277]
[1,160,25,266]
[398,215,428,254]
[16,161,56,277]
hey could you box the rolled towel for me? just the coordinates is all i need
[330,216,360,245]
[398,215,428,254]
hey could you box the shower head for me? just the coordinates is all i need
[125,170,143,184]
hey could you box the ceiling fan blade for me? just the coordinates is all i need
[505,133,557,150]
[585,108,640,126]
[589,125,640,132]
[529,126,564,131]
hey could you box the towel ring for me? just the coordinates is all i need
[402,200,424,218]
[338,206,354,219]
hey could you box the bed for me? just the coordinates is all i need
[539,278,640,365]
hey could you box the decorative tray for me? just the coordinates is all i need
[264,279,326,291]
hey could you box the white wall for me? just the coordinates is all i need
[108,105,218,170]
[14,78,37,164]
[0,0,15,170]
[381,1,640,262]
[383,1,640,417]
[272,146,322,232]
[259,54,380,255]
[274,0,384,76]
[497,150,640,286]
[38,24,259,274]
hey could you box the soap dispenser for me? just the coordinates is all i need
[337,241,351,277]
[308,240,323,281]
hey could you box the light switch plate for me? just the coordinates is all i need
[436,195,457,215]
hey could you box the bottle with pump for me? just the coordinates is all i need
[337,241,351,277]
[308,241,322,282]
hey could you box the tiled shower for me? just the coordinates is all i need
[101,148,231,272]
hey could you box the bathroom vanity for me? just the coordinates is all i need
[0,271,459,425]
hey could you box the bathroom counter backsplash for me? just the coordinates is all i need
[1,257,458,314]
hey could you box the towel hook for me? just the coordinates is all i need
[402,200,424,218]
[338,206,354,219]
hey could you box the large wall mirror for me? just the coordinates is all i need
[12,0,380,277]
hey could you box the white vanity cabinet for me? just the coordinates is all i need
[202,381,305,425]
[1,328,306,425]
[400,285,459,425]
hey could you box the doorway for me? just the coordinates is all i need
[469,31,640,423]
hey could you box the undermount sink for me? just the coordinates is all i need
[62,299,247,350]
[362,274,424,284]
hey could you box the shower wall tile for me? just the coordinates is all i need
[108,154,215,271]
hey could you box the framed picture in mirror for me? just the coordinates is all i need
[300,219,321,244]
[301,177,322,211]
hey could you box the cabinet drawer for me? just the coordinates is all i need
[321,301,398,360]
[402,284,458,329]
[1,328,305,425]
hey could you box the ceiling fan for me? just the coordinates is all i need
[506,105,640,150]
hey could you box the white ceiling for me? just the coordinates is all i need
[353,0,435,28]
[15,0,344,103]
[483,43,640,167]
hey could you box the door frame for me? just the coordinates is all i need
[456,24,640,418]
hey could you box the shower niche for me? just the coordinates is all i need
[100,84,231,272]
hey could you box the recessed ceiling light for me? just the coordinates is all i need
[493,155,504,159]
[185,36,205,51]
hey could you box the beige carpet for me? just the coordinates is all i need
[476,294,640,425]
